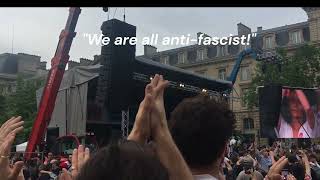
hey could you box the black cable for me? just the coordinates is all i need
[123,8,126,22]
[297,118,311,138]
[107,8,110,20]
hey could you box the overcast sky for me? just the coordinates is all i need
[0,7,307,68]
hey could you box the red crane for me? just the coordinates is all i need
[24,7,81,160]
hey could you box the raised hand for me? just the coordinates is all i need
[148,74,169,138]
[265,156,288,180]
[298,150,311,176]
[71,145,90,177]
[59,145,90,180]
[0,117,24,144]
[295,90,315,129]
[0,117,24,180]
[128,74,169,142]
[295,90,310,111]
[127,81,153,144]
[146,74,193,180]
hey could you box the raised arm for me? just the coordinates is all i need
[298,150,311,179]
[127,84,153,145]
[127,74,193,180]
[149,74,194,180]
[295,90,315,129]
[265,156,289,180]
[0,117,25,180]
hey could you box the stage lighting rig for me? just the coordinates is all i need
[132,72,228,98]
[96,19,234,137]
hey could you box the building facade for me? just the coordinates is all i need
[0,53,47,94]
[139,8,320,144]
[68,55,99,69]
[0,51,99,95]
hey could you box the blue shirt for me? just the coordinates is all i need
[257,155,272,173]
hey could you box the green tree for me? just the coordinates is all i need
[243,44,320,109]
[0,76,44,144]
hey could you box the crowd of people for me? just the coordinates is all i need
[0,74,320,180]
[224,139,320,180]
[12,152,74,180]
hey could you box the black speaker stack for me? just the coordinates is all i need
[258,85,282,138]
[95,19,136,112]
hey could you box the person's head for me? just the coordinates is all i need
[279,149,286,157]
[230,154,239,165]
[289,162,305,180]
[47,152,53,160]
[12,156,23,164]
[262,149,269,158]
[249,150,256,158]
[52,160,61,175]
[291,144,297,151]
[281,90,306,124]
[243,150,251,157]
[260,145,266,150]
[309,153,318,164]
[239,150,247,157]
[240,156,254,175]
[169,94,235,170]
[68,154,72,162]
[76,141,169,180]
[27,158,37,167]
[51,160,59,169]
[59,158,69,170]
[39,163,51,172]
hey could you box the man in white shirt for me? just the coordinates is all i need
[169,94,236,180]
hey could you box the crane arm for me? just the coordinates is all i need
[24,7,81,160]
[227,48,257,85]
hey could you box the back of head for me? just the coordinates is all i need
[241,156,254,169]
[230,153,239,164]
[287,154,298,164]
[169,94,235,168]
[76,142,169,180]
[289,162,305,180]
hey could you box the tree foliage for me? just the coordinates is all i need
[0,76,44,144]
[243,44,320,109]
